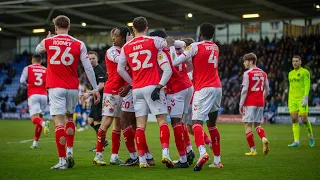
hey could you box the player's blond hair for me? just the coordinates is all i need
[180,37,195,46]
[53,15,70,29]
[243,53,257,64]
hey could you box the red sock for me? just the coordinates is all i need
[208,126,220,156]
[123,126,136,153]
[65,120,75,147]
[204,131,211,145]
[32,117,43,126]
[34,125,42,141]
[96,128,106,153]
[160,123,170,149]
[173,124,186,156]
[135,128,146,156]
[182,122,191,147]
[55,125,66,157]
[255,126,266,139]
[246,131,255,148]
[112,130,121,154]
[192,124,205,148]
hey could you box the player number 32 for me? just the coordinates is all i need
[129,50,152,71]
[49,46,74,65]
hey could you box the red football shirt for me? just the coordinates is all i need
[22,64,47,97]
[181,41,221,91]
[121,36,167,89]
[104,46,126,94]
[38,34,87,89]
[242,67,269,107]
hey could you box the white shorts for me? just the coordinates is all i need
[192,87,222,121]
[102,93,122,117]
[28,94,48,116]
[121,90,135,112]
[133,85,167,117]
[48,88,78,116]
[167,88,189,118]
[184,86,194,114]
[242,106,264,123]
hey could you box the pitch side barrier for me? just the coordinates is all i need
[275,106,320,125]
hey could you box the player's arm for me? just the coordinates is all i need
[239,72,249,114]
[20,67,28,86]
[97,68,106,92]
[301,69,311,107]
[35,39,46,54]
[172,44,197,66]
[151,50,172,101]
[264,76,270,99]
[117,48,133,85]
[80,43,100,104]
[154,36,168,49]
[107,48,121,63]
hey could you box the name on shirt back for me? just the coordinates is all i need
[53,37,72,46]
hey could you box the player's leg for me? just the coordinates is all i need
[191,88,212,171]
[167,90,188,168]
[253,107,269,155]
[64,89,78,168]
[28,95,47,148]
[205,88,223,169]
[94,94,121,165]
[110,117,124,165]
[48,88,68,170]
[301,114,315,147]
[121,111,139,166]
[299,103,315,147]
[288,100,300,147]
[182,86,195,163]
[242,106,256,155]
[147,85,173,168]
[244,122,256,154]
[39,95,50,137]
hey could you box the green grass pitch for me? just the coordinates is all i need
[0,120,319,180]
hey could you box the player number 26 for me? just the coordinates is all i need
[129,50,152,71]
[49,46,74,65]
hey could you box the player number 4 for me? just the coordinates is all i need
[208,50,217,68]
[129,50,152,71]
[49,46,74,65]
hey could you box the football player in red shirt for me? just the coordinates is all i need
[20,54,50,149]
[117,17,174,168]
[36,15,100,170]
[173,23,223,171]
[239,53,270,156]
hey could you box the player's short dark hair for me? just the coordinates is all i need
[292,55,302,61]
[243,53,257,64]
[200,22,215,40]
[88,51,99,59]
[117,27,131,39]
[180,37,195,46]
[32,54,42,63]
[149,30,167,38]
[133,16,148,33]
[53,15,70,29]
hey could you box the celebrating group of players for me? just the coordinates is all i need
[20,14,315,171]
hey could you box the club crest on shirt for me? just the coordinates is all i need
[158,54,163,61]
[185,45,191,50]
